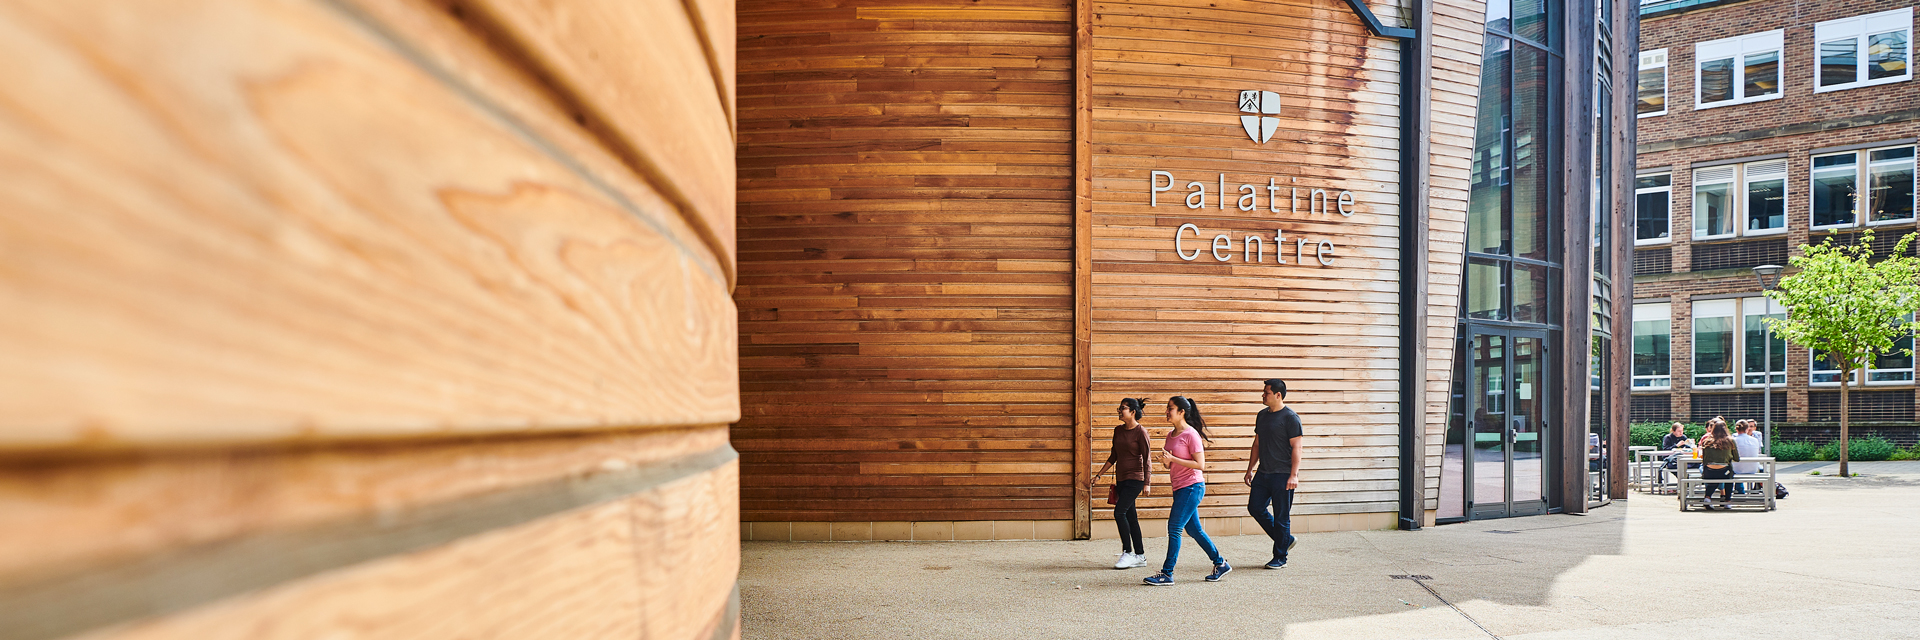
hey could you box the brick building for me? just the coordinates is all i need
[1634,0,1920,445]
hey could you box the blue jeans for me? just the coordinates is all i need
[1247,471,1296,562]
[1162,483,1222,574]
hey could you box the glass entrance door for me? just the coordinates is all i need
[1467,328,1550,519]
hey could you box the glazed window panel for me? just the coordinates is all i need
[1693,299,1736,388]
[1870,315,1916,384]
[1868,146,1916,223]
[1811,153,1859,228]
[1742,50,1780,98]
[1467,258,1508,321]
[1811,349,1858,385]
[1633,302,1671,389]
[1468,34,1512,256]
[1635,173,1671,243]
[1741,297,1786,386]
[1638,50,1668,116]
[1513,263,1552,324]
[1693,166,1736,239]
[1822,38,1860,86]
[1513,43,1554,263]
[1743,160,1787,233]
[1698,57,1735,103]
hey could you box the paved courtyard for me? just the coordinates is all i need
[740,462,1920,639]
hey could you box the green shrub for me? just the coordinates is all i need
[1629,423,1667,448]
[1847,437,1898,461]
[1629,422,1707,448]
[1772,441,1816,461]
[1814,442,1839,461]
[1891,446,1919,461]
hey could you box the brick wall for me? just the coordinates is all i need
[1633,0,1920,430]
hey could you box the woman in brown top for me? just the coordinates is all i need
[1091,397,1152,568]
[1697,418,1742,510]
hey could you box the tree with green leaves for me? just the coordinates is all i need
[1764,230,1920,478]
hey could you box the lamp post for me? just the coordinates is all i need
[1754,264,1784,455]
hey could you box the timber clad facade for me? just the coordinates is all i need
[734,0,1080,526]
[735,0,1641,540]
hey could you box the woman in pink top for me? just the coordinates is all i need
[1143,396,1231,586]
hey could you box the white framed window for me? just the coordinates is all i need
[1811,145,1917,230]
[1741,297,1786,387]
[1815,8,1913,93]
[1636,173,1672,244]
[1693,299,1737,388]
[1811,349,1859,386]
[1694,165,1737,239]
[1808,318,1913,386]
[1870,314,1917,384]
[1692,160,1784,240]
[1638,49,1669,117]
[1633,302,1672,389]
[1697,30,1785,108]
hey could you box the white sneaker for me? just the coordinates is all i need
[1125,553,1150,568]
[1114,552,1135,569]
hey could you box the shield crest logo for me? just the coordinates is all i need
[1239,90,1280,144]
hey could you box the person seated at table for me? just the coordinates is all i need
[1732,421,1762,494]
[1661,422,1692,451]
[1696,419,1741,510]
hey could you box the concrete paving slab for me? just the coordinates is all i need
[741,470,1920,639]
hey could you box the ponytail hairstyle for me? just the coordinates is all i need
[1169,396,1213,443]
[1118,397,1148,425]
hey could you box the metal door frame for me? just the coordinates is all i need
[1464,326,1552,519]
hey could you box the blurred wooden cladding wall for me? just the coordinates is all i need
[0,0,739,638]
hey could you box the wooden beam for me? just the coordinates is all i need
[1072,0,1095,540]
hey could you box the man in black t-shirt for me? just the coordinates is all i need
[1243,378,1304,569]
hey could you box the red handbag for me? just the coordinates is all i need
[1105,484,1118,505]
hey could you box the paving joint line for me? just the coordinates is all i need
[1356,532,1501,639]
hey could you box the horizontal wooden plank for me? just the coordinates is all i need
[0,0,736,450]
[465,0,738,268]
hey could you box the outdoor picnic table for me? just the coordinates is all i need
[1628,446,1655,491]
[1675,455,1776,512]
[1633,448,1688,495]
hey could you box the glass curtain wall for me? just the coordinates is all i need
[1441,0,1564,522]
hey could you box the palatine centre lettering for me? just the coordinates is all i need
[1149,170,1355,266]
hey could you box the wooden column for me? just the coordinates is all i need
[1072,0,1096,540]
[1560,0,1599,514]
[1610,0,1642,501]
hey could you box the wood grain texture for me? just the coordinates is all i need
[734,0,1077,522]
[72,460,739,640]
[0,0,738,450]
[1421,0,1486,512]
[0,427,728,588]
[456,0,740,270]
[1086,0,1406,520]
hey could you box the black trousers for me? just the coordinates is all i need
[1115,479,1146,554]
[1702,465,1735,502]
[1247,471,1296,562]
